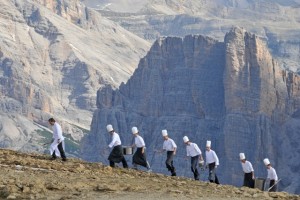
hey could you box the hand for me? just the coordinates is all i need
[252,176,255,180]
[57,139,60,144]
[142,149,145,154]
[173,151,176,155]
[215,165,218,169]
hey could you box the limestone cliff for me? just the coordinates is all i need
[81,27,300,193]
[0,0,149,154]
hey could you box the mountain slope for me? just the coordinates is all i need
[0,0,150,154]
[0,148,299,199]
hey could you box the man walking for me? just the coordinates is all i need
[263,158,279,192]
[205,140,219,184]
[106,124,128,168]
[239,153,255,188]
[131,127,151,171]
[161,130,177,176]
[183,136,204,180]
[48,118,67,161]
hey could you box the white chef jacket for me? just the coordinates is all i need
[205,149,219,165]
[49,122,65,156]
[186,143,202,157]
[134,135,145,148]
[52,122,64,141]
[267,167,278,181]
[241,161,254,173]
[163,138,177,151]
[108,132,122,148]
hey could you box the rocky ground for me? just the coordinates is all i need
[0,149,299,200]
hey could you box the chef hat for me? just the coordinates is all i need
[106,124,113,132]
[132,127,138,134]
[239,153,246,160]
[206,140,211,147]
[162,129,168,137]
[183,136,189,143]
[263,158,270,166]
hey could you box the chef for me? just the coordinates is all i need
[263,158,278,192]
[161,130,177,176]
[239,153,255,188]
[205,140,219,184]
[183,136,204,180]
[106,124,128,168]
[131,127,151,171]
[48,118,67,161]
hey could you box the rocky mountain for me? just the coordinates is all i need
[1,148,299,199]
[81,27,300,194]
[0,0,150,155]
[84,0,300,73]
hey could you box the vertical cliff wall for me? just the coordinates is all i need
[81,27,300,193]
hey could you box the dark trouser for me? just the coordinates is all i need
[133,147,150,169]
[269,180,278,192]
[52,142,66,160]
[110,158,128,168]
[243,172,254,188]
[208,162,219,184]
[108,145,128,168]
[166,151,176,176]
[191,155,200,180]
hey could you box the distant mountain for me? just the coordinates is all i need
[83,0,300,73]
[81,27,300,194]
[0,0,150,155]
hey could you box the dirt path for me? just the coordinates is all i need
[0,149,299,200]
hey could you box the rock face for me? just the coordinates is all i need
[0,0,149,154]
[87,0,300,73]
[81,27,300,194]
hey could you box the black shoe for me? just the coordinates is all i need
[62,158,67,161]
[50,157,56,160]
[171,172,176,176]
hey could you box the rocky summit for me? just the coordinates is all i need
[81,27,300,194]
[0,148,299,199]
[88,0,300,73]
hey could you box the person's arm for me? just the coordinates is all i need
[213,151,219,166]
[186,146,190,157]
[108,134,116,148]
[194,144,202,160]
[55,124,63,143]
[249,162,255,179]
[173,147,177,155]
[140,137,146,154]
[200,154,204,161]
[172,140,177,155]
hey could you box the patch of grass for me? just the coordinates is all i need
[36,128,80,157]
[73,124,90,134]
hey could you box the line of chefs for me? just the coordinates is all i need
[105,124,278,192]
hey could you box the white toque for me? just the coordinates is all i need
[132,127,138,134]
[206,140,211,147]
[263,158,270,166]
[162,130,168,137]
[183,136,189,143]
[106,124,113,132]
[239,153,246,160]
